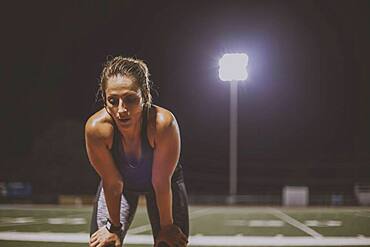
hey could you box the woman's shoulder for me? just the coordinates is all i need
[148,105,180,148]
[85,108,114,144]
[148,104,178,129]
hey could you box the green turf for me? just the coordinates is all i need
[280,208,370,237]
[0,206,149,233]
[190,211,307,236]
[1,205,370,247]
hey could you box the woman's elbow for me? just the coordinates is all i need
[102,179,123,196]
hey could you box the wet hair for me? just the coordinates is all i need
[96,56,153,108]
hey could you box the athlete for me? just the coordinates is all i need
[85,56,189,247]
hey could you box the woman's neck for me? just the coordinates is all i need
[118,115,142,144]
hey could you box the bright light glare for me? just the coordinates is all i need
[219,53,248,81]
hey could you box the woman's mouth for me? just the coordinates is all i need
[118,118,131,124]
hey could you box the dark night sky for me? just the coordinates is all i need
[1,0,369,195]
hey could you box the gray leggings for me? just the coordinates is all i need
[90,179,189,244]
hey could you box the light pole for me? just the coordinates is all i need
[218,53,248,204]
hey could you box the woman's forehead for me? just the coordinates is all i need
[105,75,141,95]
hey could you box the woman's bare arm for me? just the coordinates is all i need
[151,111,181,227]
[85,117,123,226]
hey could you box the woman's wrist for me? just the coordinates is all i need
[160,219,174,228]
[106,218,122,233]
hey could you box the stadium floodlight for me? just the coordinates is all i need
[219,53,248,81]
[218,53,248,204]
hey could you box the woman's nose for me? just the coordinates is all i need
[117,100,128,114]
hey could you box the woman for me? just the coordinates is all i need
[85,56,189,247]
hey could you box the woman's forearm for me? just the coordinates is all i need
[153,181,173,227]
[102,180,123,226]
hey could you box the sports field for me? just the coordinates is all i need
[0,204,370,246]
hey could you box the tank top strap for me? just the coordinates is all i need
[140,104,152,150]
[111,119,121,153]
[140,104,148,137]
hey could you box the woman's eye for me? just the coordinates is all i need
[125,96,139,104]
[108,98,118,105]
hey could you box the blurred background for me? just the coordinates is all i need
[0,0,369,206]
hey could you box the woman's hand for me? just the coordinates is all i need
[89,226,122,247]
[154,224,188,247]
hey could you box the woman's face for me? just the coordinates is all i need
[104,74,144,128]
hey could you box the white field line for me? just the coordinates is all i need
[188,208,217,219]
[0,205,89,211]
[354,212,370,218]
[269,208,323,239]
[0,213,88,228]
[128,207,215,234]
[1,232,370,246]
[0,222,44,227]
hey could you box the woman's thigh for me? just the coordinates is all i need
[90,181,139,243]
[145,180,190,240]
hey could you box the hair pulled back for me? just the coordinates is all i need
[97,56,153,108]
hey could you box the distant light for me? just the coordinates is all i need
[219,53,248,82]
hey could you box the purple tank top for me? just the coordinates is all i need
[110,105,184,193]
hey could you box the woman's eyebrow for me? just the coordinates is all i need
[107,92,138,97]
